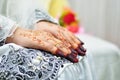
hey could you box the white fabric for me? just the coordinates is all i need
[77,34,120,80]
[0,0,58,27]
[58,54,96,80]
[0,15,16,42]
[0,0,49,28]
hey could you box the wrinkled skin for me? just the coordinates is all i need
[6,21,86,63]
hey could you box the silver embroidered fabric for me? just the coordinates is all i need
[0,44,69,80]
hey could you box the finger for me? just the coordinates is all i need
[48,40,79,62]
[67,31,85,50]
[77,38,84,45]
[46,37,71,56]
[50,29,72,48]
[69,33,86,54]
[55,49,67,57]
[55,29,81,56]
[34,40,58,54]
[71,49,78,56]
[52,38,71,55]
[71,52,77,58]
[66,54,79,63]
[55,49,78,63]
[62,31,78,49]
[48,32,79,57]
[79,45,86,52]
[68,31,81,45]
[76,48,86,56]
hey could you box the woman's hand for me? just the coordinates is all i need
[35,21,86,56]
[6,27,79,63]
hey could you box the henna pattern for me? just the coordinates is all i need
[18,29,86,63]
[19,30,42,43]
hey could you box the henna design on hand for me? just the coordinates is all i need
[19,30,42,44]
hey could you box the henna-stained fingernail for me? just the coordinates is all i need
[78,38,84,45]
[80,46,86,52]
[66,54,78,63]
[55,49,65,57]
[71,49,78,55]
[81,42,84,45]
[71,53,77,58]
[76,48,86,56]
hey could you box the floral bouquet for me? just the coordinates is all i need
[59,7,80,33]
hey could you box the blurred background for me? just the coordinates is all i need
[68,0,120,48]
[45,0,120,48]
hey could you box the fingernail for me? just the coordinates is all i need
[80,46,86,52]
[78,38,84,45]
[66,54,78,63]
[71,49,78,55]
[76,48,86,56]
[81,42,84,45]
[56,49,65,57]
[74,58,79,63]
[71,53,77,58]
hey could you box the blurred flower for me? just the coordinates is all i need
[63,12,76,25]
[59,7,80,33]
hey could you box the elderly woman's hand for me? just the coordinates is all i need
[35,21,86,56]
[6,27,80,63]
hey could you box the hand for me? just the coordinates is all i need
[6,27,79,63]
[35,21,86,56]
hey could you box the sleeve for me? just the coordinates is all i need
[27,9,59,29]
[0,15,17,46]
[34,9,58,24]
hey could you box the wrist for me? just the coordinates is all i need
[6,27,29,43]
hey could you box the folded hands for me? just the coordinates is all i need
[6,21,86,63]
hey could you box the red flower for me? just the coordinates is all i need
[59,7,80,33]
[63,13,76,25]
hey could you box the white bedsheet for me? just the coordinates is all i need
[58,34,120,80]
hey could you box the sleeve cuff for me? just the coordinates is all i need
[34,9,58,24]
[0,15,16,43]
[27,9,59,29]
